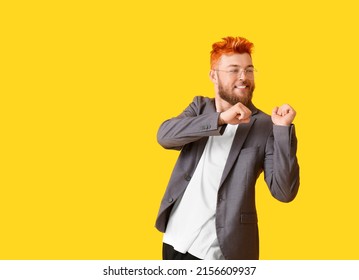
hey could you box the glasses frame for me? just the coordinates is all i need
[214,67,257,78]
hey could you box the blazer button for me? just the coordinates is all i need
[201,124,211,130]
[184,174,191,181]
[168,198,174,203]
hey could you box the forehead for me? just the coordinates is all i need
[218,53,253,68]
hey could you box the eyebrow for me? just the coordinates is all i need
[227,64,254,68]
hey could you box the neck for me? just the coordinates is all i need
[214,93,232,112]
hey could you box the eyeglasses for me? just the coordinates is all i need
[214,67,257,78]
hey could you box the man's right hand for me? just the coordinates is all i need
[218,102,252,126]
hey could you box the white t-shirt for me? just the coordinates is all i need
[163,124,238,259]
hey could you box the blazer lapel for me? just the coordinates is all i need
[219,117,256,188]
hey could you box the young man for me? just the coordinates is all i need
[155,36,300,260]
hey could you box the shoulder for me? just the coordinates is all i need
[192,95,214,105]
[252,106,273,132]
[191,96,216,114]
[255,108,271,122]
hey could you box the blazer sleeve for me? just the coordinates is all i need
[263,124,300,202]
[157,96,226,150]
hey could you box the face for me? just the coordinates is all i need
[211,53,255,106]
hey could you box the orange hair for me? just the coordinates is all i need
[210,36,254,69]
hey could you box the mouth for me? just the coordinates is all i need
[235,85,247,89]
[234,84,249,91]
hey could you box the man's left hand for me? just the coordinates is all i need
[271,104,296,126]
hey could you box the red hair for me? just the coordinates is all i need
[210,36,254,69]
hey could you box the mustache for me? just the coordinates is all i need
[236,81,249,86]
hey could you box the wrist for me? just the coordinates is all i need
[218,112,226,126]
[273,123,291,127]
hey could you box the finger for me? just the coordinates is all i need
[279,104,294,114]
[272,107,279,116]
[237,110,251,121]
[277,105,291,116]
[235,108,246,120]
[278,108,288,116]
[236,113,245,121]
[240,117,251,124]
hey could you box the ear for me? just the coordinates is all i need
[209,70,218,84]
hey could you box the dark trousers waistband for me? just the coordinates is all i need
[162,243,202,260]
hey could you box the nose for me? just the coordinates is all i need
[239,70,246,80]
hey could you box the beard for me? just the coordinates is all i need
[218,78,255,106]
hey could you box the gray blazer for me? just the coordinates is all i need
[155,96,300,259]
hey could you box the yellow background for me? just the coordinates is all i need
[1,0,359,259]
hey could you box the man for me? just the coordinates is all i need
[155,36,300,260]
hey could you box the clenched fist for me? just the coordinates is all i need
[218,102,252,125]
[272,104,296,126]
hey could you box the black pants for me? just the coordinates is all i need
[162,243,202,260]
